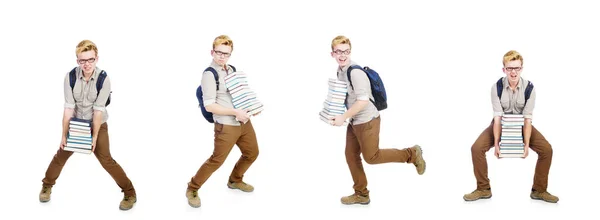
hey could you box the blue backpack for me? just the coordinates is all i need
[68,67,111,106]
[196,64,236,123]
[346,65,388,111]
[496,77,534,105]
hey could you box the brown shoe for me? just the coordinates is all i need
[463,189,492,201]
[412,145,426,175]
[341,193,370,205]
[530,191,559,203]
[227,181,254,192]
[119,195,136,210]
[39,186,52,202]
[186,189,201,208]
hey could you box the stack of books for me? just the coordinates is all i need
[499,114,525,158]
[64,118,93,154]
[224,71,264,117]
[319,78,348,126]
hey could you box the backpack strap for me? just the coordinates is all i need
[524,80,534,105]
[228,64,236,72]
[96,70,107,95]
[97,70,111,106]
[69,67,77,92]
[346,65,362,91]
[496,77,504,100]
[204,67,220,90]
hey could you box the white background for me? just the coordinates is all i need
[1,0,598,219]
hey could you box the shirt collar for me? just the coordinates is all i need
[78,67,99,80]
[504,76,523,90]
[338,60,358,74]
[210,60,233,73]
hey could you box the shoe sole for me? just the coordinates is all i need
[187,201,201,208]
[463,195,492,201]
[414,145,426,175]
[39,196,50,203]
[342,200,371,205]
[227,184,254,192]
[530,195,558,203]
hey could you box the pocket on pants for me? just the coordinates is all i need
[214,123,224,133]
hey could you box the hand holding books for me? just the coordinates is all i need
[331,114,348,126]
[234,109,251,124]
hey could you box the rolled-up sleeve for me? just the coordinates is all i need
[201,70,217,106]
[491,84,503,117]
[349,69,370,101]
[64,73,76,109]
[93,74,111,112]
[523,87,536,119]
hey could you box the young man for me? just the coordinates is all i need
[39,40,137,210]
[330,35,426,205]
[186,35,260,208]
[463,50,559,203]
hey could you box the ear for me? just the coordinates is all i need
[210,50,214,56]
[330,51,334,58]
[95,56,99,63]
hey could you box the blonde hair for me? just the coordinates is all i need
[76,40,98,56]
[503,50,523,66]
[331,35,351,50]
[213,35,233,51]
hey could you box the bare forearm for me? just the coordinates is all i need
[92,110,103,140]
[493,116,501,145]
[62,108,74,137]
[206,103,237,116]
[523,119,532,146]
[343,100,369,119]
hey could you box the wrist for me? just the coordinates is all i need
[342,112,350,119]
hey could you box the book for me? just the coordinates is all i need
[64,118,93,154]
[498,114,525,158]
[223,71,264,117]
[320,78,349,126]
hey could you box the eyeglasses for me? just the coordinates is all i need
[333,49,351,55]
[504,67,522,72]
[213,50,231,57]
[77,57,96,64]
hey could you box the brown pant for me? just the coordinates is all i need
[42,123,136,196]
[345,116,417,196]
[188,120,259,190]
[471,121,553,192]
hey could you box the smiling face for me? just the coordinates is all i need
[331,43,351,67]
[331,35,352,68]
